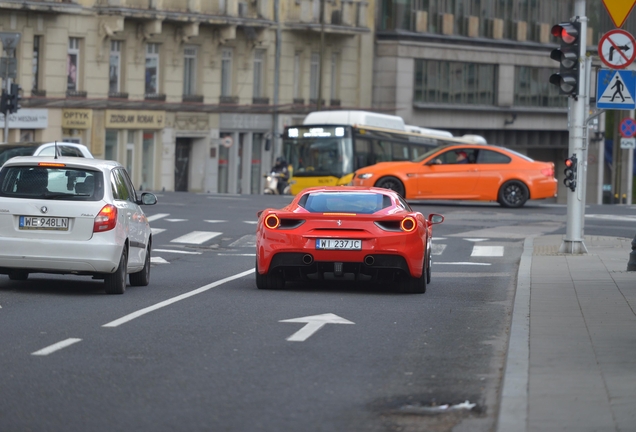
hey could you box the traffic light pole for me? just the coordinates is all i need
[559,0,588,254]
[3,76,10,143]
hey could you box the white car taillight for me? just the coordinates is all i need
[94,204,118,232]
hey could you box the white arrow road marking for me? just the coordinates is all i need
[436,262,492,266]
[147,213,169,222]
[151,257,169,264]
[103,269,254,327]
[431,244,447,255]
[153,249,202,255]
[171,231,221,244]
[471,245,504,257]
[151,228,166,235]
[165,219,188,222]
[280,313,354,342]
[32,338,82,356]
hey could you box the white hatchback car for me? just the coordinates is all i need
[0,141,93,166]
[0,156,157,294]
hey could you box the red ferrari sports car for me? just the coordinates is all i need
[255,186,444,293]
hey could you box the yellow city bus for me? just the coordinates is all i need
[282,110,486,195]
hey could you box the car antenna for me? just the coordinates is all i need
[54,141,58,159]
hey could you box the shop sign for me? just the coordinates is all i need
[62,109,92,129]
[0,108,48,129]
[105,110,165,129]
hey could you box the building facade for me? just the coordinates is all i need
[372,0,630,204]
[0,0,374,194]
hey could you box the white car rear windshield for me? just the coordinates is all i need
[0,166,104,201]
[299,192,391,214]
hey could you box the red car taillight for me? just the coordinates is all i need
[401,217,416,232]
[264,214,280,229]
[541,164,555,177]
[94,204,118,232]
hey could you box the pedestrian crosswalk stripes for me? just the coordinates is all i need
[170,231,222,244]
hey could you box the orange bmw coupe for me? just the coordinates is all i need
[352,144,557,208]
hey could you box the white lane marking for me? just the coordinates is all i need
[153,249,202,255]
[147,213,169,222]
[229,235,257,248]
[431,244,447,256]
[170,231,222,244]
[204,220,227,224]
[165,219,188,222]
[465,238,488,242]
[586,214,636,222]
[243,221,258,224]
[103,269,255,328]
[151,228,166,235]
[436,272,510,277]
[218,253,256,257]
[471,245,504,257]
[280,313,355,342]
[151,257,169,264]
[434,237,447,240]
[32,338,82,356]
[435,262,492,266]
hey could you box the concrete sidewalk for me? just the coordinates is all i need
[497,234,636,432]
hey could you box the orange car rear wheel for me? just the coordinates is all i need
[375,176,405,198]
[498,180,529,208]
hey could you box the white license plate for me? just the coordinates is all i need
[19,216,69,231]
[315,239,362,250]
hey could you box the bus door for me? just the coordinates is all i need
[416,148,479,198]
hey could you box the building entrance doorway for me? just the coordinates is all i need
[175,138,191,191]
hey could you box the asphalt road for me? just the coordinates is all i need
[0,193,632,432]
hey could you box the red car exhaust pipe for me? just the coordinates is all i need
[364,255,375,266]
[302,254,314,265]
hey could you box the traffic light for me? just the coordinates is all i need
[0,90,8,115]
[9,83,21,114]
[549,21,581,97]
[563,155,577,192]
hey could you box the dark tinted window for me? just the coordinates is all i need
[0,145,38,165]
[111,169,131,201]
[0,166,104,200]
[300,192,391,214]
[477,149,512,164]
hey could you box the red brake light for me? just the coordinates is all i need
[94,204,118,232]
[265,214,280,229]
[541,166,555,177]
[401,217,416,232]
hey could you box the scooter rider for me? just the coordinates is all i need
[272,156,290,194]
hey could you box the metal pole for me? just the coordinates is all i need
[597,111,606,204]
[3,76,10,143]
[317,0,325,111]
[273,0,281,158]
[560,0,588,254]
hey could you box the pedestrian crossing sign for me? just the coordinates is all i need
[597,69,636,109]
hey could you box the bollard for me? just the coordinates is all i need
[628,234,636,271]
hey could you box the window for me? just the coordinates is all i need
[67,38,80,91]
[145,43,160,95]
[183,46,197,96]
[32,36,41,92]
[309,52,320,100]
[330,53,339,101]
[109,40,122,94]
[293,52,301,99]
[142,132,155,191]
[126,130,135,179]
[253,49,265,98]
[477,149,512,164]
[514,66,567,108]
[221,48,233,97]
[414,59,496,105]
[105,130,118,161]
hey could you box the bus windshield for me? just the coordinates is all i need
[284,136,353,178]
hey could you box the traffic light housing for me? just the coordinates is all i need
[9,83,21,114]
[563,155,578,192]
[549,21,581,97]
[0,90,8,115]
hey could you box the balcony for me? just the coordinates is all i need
[108,92,129,99]
[31,89,47,97]
[252,97,269,105]
[183,94,204,103]
[66,90,87,98]
[145,93,166,101]
[220,96,239,104]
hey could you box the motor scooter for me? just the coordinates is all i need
[263,172,292,195]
